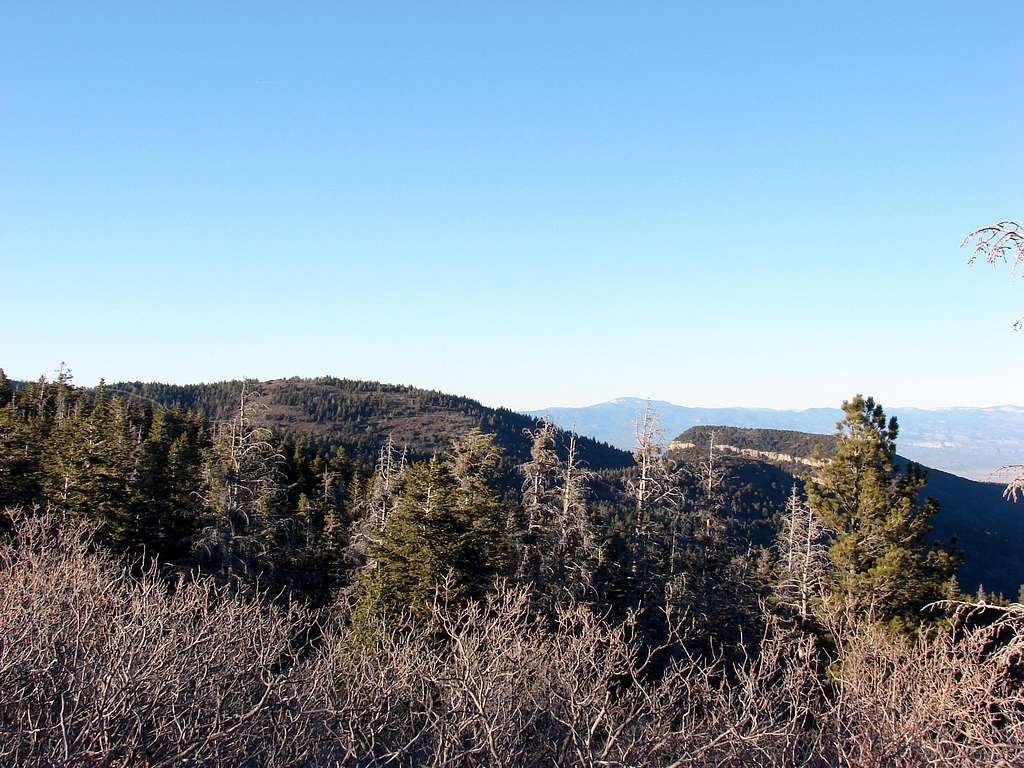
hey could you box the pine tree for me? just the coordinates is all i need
[52,363,74,427]
[0,369,13,408]
[359,430,509,622]
[42,388,144,549]
[363,458,458,619]
[0,401,42,510]
[324,471,362,560]
[806,394,961,632]
[135,405,204,558]
[443,429,510,590]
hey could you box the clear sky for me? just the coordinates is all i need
[2,2,1022,411]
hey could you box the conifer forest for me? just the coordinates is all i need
[3,355,1024,765]
[4,5,1024,766]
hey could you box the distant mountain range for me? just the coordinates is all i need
[528,397,1024,481]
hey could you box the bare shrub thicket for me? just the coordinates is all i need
[825,604,1024,767]
[2,513,1023,766]
[0,513,314,767]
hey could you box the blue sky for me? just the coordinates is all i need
[2,2,1022,411]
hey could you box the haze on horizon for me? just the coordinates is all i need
[3,3,1023,412]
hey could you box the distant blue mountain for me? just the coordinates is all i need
[527,397,1024,481]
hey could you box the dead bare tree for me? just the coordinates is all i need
[345,435,407,578]
[963,220,1024,500]
[688,428,728,555]
[774,485,831,624]
[963,220,1024,329]
[667,429,754,649]
[553,431,600,599]
[520,421,559,541]
[625,403,684,586]
[518,422,600,604]
[368,435,407,532]
[193,381,284,585]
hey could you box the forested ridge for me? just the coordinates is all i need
[2,366,1024,766]
[112,376,632,470]
[672,425,836,460]
[671,425,1024,595]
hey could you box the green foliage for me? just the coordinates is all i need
[0,403,42,510]
[675,425,834,461]
[136,406,206,558]
[0,369,13,408]
[359,430,510,622]
[0,370,989,650]
[806,395,961,632]
[41,386,145,549]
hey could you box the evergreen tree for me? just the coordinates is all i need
[361,458,459,619]
[315,450,354,558]
[806,394,961,632]
[140,406,205,555]
[41,387,144,549]
[0,402,42,510]
[324,471,362,560]
[359,430,509,622]
[0,368,13,408]
[444,429,510,588]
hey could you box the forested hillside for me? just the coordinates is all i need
[671,425,834,463]
[670,425,1023,595]
[113,377,632,470]
[3,370,1024,765]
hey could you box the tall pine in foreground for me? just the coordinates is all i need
[806,395,960,633]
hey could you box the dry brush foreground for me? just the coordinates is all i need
[0,514,1022,767]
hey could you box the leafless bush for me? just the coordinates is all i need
[828,614,1024,767]
[0,511,312,767]
[3,512,1024,766]
[305,586,826,767]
